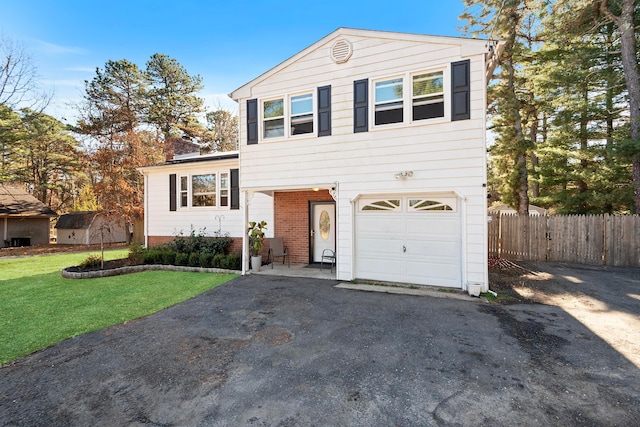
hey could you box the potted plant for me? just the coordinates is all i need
[248,220,267,272]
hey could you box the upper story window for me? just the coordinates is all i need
[291,93,313,135]
[263,98,285,139]
[262,92,315,140]
[371,68,446,129]
[412,71,444,120]
[247,86,330,144]
[374,78,403,125]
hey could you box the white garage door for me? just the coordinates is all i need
[355,194,462,288]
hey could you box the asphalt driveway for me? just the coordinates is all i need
[1,268,640,426]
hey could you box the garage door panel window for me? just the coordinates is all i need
[360,199,401,211]
[408,199,455,212]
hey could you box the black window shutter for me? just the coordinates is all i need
[451,60,471,121]
[353,79,368,133]
[169,174,177,211]
[317,85,332,137]
[230,168,239,210]
[247,99,258,144]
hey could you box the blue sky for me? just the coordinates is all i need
[1,0,468,122]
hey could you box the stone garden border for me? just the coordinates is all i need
[61,264,241,279]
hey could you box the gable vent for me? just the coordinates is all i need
[331,39,352,64]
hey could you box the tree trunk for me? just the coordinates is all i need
[603,0,640,212]
[504,9,529,216]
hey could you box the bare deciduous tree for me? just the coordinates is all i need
[0,33,51,110]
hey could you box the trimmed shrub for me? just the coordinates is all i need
[79,255,102,269]
[175,253,188,266]
[161,250,176,265]
[128,243,146,265]
[188,252,200,267]
[199,253,214,268]
[221,253,242,270]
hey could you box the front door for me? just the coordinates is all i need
[311,202,335,263]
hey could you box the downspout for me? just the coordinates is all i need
[144,172,149,248]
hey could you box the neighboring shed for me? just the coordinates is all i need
[0,185,57,247]
[55,211,128,245]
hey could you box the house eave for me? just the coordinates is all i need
[138,152,239,173]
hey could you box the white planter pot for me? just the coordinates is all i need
[467,283,482,297]
[251,255,262,272]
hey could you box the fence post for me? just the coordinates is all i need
[498,213,502,259]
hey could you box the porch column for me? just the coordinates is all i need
[241,190,249,275]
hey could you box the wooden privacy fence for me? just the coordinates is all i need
[488,214,640,267]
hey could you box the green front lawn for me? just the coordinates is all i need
[0,250,238,365]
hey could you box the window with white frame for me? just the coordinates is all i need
[220,172,229,207]
[412,71,444,120]
[261,92,316,140]
[374,78,403,125]
[291,93,313,135]
[180,176,188,208]
[177,172,231,208]
[263,98,284,139]
[372,68,446,128]
[192,174,216,207]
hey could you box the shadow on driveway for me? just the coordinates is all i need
[511,262,640,368]
[1,272,639,426]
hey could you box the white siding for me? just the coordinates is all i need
[236,29,490,289]
[142,159,273,241]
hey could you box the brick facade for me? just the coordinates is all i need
[274,190,333,264]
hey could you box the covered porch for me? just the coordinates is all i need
[242,183,338,276]
[252,261,337,280]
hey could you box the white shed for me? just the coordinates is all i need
[55,212,128,245]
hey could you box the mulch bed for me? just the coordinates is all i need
[63,258,133,273]
[0,243,128,258]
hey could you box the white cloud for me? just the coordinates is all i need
[34,39,86,55]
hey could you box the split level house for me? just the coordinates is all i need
[142,28,502,292]
[138,143,273,254]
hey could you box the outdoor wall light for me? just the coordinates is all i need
[394,171,414,180]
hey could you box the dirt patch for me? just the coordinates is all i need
[0,243,128,258]
[488,257,548,304]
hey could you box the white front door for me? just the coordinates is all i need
[312,203,335,262]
